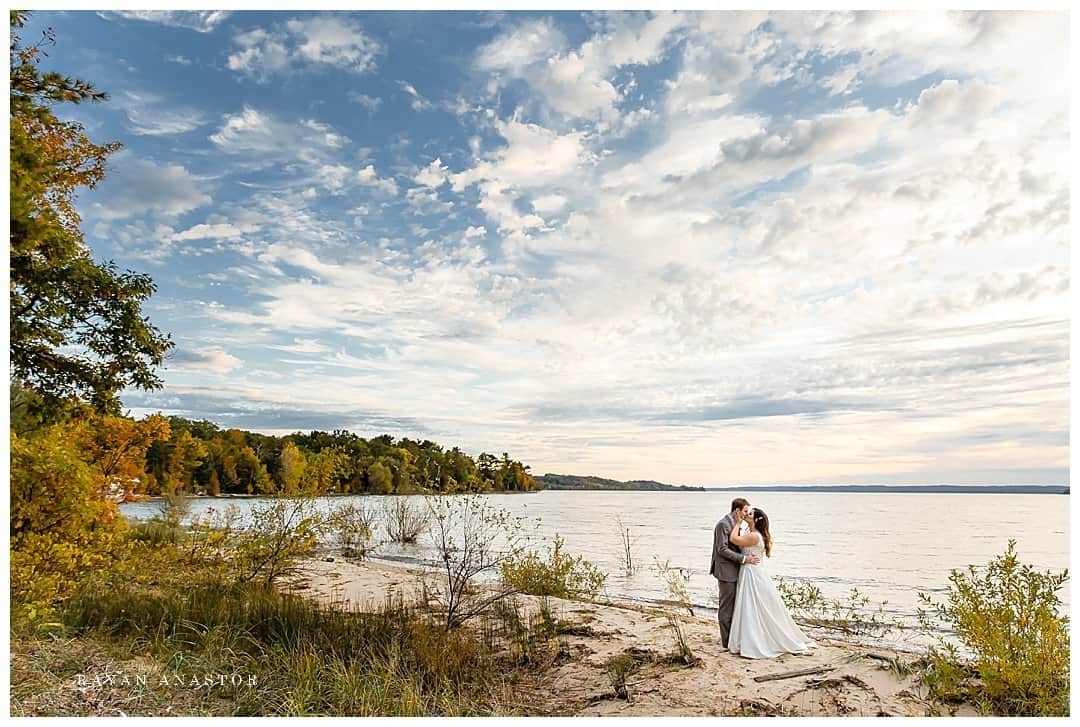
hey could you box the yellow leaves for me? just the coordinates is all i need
[10,425,134,625]
[279,441,307,496]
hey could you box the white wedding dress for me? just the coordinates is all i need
[728,533,816,659]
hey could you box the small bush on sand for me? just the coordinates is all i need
[653,559,698,666]
[500,535,606,600]
[605,653,637,700]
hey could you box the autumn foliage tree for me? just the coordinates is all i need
[9,10,171,415]
[9,12,172,623]
[68,411,171,500]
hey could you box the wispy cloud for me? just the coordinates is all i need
[101,10,231,33]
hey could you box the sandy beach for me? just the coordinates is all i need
[284,555,966,717]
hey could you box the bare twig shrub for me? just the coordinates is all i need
[383,498,430,544]
[324,501,380,559]
[615,515,636,575]
[425,495,530,630]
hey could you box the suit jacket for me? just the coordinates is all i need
[709,512,745,583]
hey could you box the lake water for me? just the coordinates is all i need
[120,490,1069,650]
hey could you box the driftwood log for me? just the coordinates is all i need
[753,666,835,683]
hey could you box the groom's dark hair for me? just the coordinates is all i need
[730,498,750,512]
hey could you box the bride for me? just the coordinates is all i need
[727,508,816,658]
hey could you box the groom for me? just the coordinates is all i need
[710,498,760,649]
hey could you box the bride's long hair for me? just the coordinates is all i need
[753,508,772,557]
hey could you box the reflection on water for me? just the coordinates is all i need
[121,490,1069,649]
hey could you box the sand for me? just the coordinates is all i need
[283,554,968,717]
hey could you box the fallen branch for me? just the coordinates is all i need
[754,666,835,683]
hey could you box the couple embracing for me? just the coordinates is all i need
[710,498,815,659]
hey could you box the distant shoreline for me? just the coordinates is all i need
[703,484,1069,495]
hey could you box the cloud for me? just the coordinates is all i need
[208,107,349,163]
[476,17,567,73]
[86,154,210,220]
[167,348,242,373]
[453,119,591,190]
[355,164,399,196]
[227,16,381,83]
[477,12,686,123]
[115,91,208,136]
[405,187,452,215]
[398,81,434,111]
[173,222,260,241]
[268,338,335,354]
[449,120,593,234]
[652,396,889,424]
[85,10,1067,484]
[414,158,449,188]
[102,11,231,33]
[347,92,382,111]
[907,79,999,130]
[821,64,861,95]
[531,194,567,213]
[653,106,893,199]
[124,387,427,435]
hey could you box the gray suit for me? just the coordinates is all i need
[710,512,745,648]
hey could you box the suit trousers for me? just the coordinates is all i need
[717,579,738,648]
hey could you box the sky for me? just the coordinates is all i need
[26,9,1070,485]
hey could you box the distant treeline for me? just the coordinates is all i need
[534,473,705,492]
[144,416,535,497]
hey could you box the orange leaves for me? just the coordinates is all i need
[19,114,119,234]
[70,412,172,501]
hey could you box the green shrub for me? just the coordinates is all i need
[490,597,562,667]
[231,498,323,586]
[500,535,606,600]
[917,539,1069,716]
[128,518,183,546]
